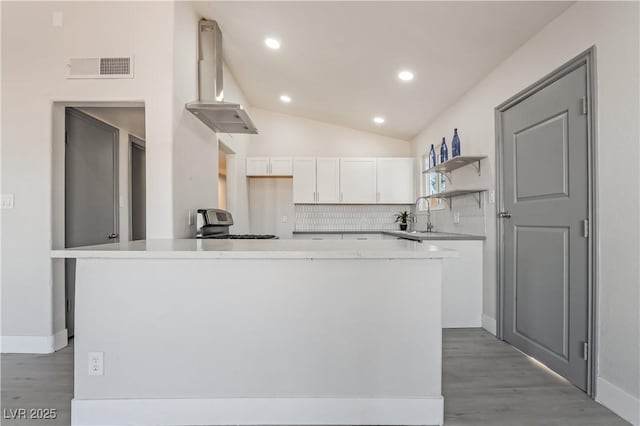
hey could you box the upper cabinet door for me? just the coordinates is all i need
[377,158,416,203]
[339,158,377,203]
[293,158,317,204]
[269,157,293,176]
[316,158,340,203]
[246,157,270,176]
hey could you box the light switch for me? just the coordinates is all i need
[52,11,63,27]
[489,190,495,204]
[1,193,14,209]
[281,215,288,223]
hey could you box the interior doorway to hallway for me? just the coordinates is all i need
[53,103,146,338]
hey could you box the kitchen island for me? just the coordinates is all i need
[52,239,455,426]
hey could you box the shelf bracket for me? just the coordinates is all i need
[471,160,482,176]
[438,171,452,184]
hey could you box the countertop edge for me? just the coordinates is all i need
[292,231,486,240]
[51,249,458,260]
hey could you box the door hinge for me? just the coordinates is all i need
[580,97,588,115]
[582,219,589,238]
[66,299,70,313]
[582,341,589,361]
[65,132,69,145]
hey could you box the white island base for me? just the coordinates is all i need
[53,239,454,426]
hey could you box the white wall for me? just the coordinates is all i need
[78,107,146,139]
[411,2,640,422]
[1,1,175,351]
[249,108,411,157]
[172,2,220,238]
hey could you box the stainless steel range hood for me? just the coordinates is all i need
[186,19,257,134]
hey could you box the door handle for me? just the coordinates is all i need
[498,211,512,219]
[108,233,119,239]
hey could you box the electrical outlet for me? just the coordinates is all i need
[88,352,104,376]
[281,215,288,223]
[1,194,14,209]
[453,211,461,224]
[489,190,495,204]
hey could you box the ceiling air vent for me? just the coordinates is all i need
[67,56,134,79]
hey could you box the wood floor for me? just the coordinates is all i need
[1,329,628,426]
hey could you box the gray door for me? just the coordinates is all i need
[65,108,119,336]
[500,64,590,390]
[130,136,146,240]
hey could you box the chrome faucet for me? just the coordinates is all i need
[415,196,435,232]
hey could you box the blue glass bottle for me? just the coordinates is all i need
[440,137,448,163]
[429,144,436,168]
[452,128,461,157]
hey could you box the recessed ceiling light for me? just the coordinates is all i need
[398,70,414,81]
[265,38,281,50]
[373,116,385,124]
[280,95,292,103]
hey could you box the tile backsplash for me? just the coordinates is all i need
[295,204,414,232]
[415,192,486,235]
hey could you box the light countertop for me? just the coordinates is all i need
[292,230,486,240]
[51,238,458,260]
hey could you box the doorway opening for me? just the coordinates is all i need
[53,103,146,338]
[495,47,597,395]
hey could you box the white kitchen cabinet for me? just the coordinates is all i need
[269,157,293,176]
[438,240,483,328]
[246,157,292,176]
[376,158,415,204]
[293,158,316,203]
[293,157,340,204]
[246,157,270,176]
[339,158,377,203]
[316,158,340,203]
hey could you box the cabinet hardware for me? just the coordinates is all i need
[498,211,512,219]
[108,233,119,239]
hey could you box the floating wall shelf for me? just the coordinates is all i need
[424,189,488,209]
[422,155,488,183]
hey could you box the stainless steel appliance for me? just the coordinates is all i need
[186,20,258,134]
[196,209,277,240]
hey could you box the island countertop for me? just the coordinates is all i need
[51,238,457,260]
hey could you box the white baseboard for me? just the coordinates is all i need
[1,329,68,354]
[53,329,68,351]
[596,377,640,425]
[72,397,444,426]
[481,314,497,335]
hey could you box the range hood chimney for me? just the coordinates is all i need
[186,19,258,134]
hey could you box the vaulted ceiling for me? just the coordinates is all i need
[194,1,573,140]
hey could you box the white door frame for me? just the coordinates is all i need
[494,47,598,396]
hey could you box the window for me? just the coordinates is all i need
[419,155,447,211]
